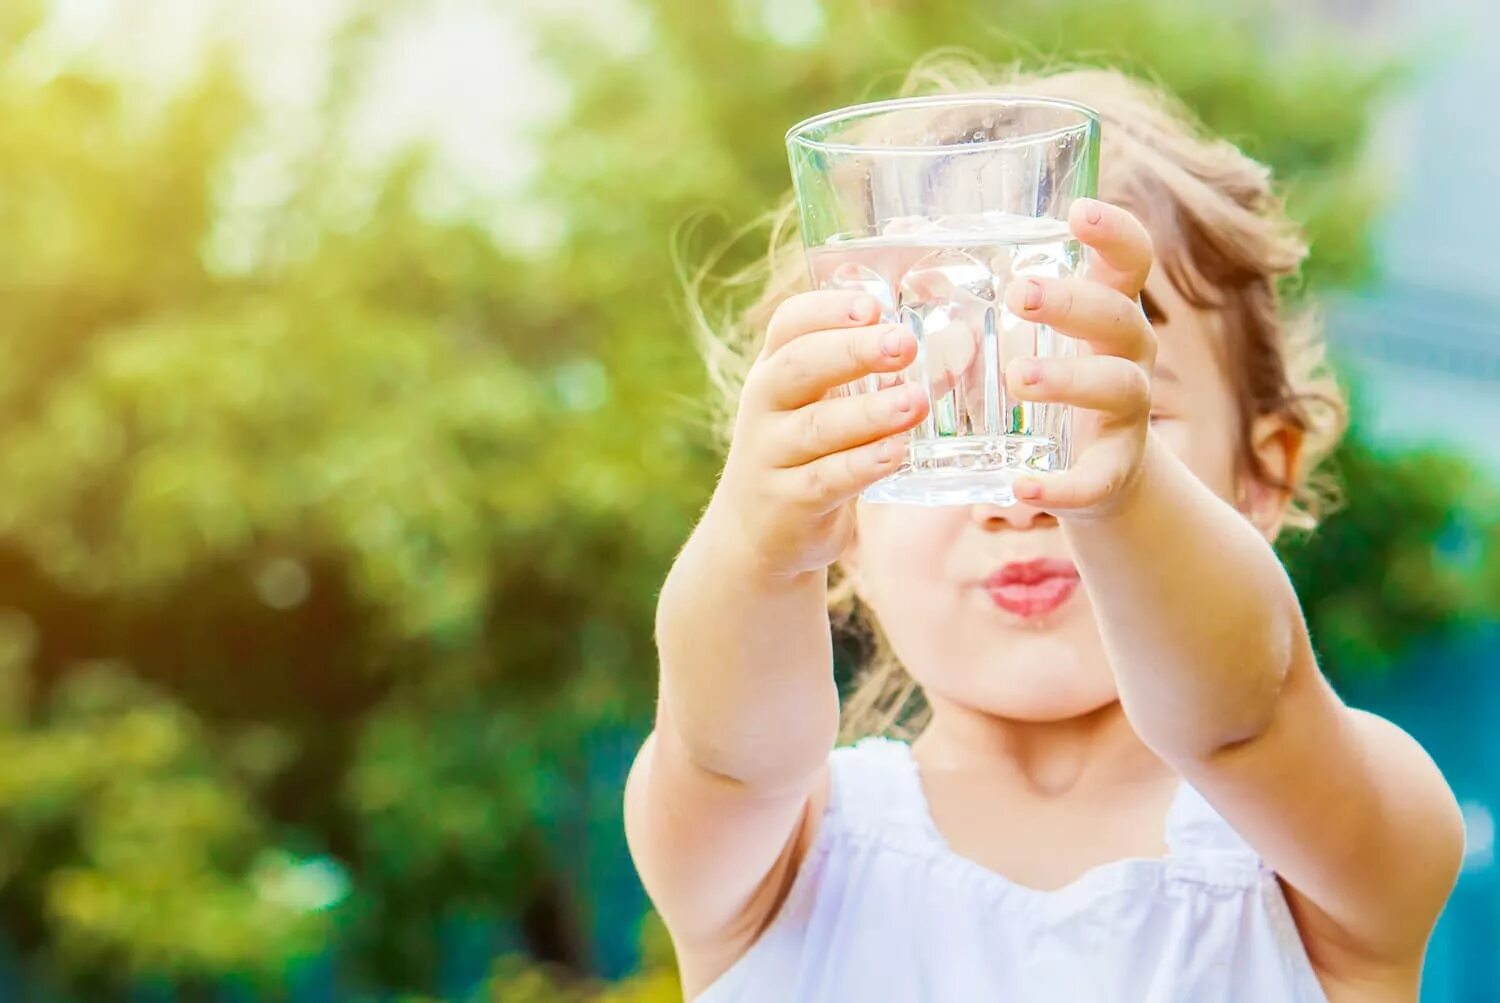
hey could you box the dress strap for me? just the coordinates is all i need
[826,736,931,840]
[1164,781,1261,860]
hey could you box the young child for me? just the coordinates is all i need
[625,63,1462,1002]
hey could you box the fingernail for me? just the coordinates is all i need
[1082,198,1102,225]
[881,326,904,356]
[1020,361,1042,385]
[851,295,878,322]
[1016,478,1043,500]
[1023,279,1044,311]
[876,439,897,462]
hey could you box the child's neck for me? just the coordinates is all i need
[910,697,1171,798]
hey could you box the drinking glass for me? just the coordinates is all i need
[786,94,1100,505]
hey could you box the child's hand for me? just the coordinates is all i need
[709,291,928,578]
[1003,198,1158,518]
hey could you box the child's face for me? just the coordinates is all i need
[844,259,1296,723]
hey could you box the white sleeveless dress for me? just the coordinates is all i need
[697,736,1328,1002]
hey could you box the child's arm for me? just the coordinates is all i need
[626,289,928,980]
[1009,199,1464,979]
[1069,436,1461,975]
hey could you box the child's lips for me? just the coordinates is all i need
[982,559,1081,618]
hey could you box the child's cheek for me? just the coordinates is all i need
[859,509,965,585]
[1156,418,1238,502]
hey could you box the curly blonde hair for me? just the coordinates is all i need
[685,58,1347,744]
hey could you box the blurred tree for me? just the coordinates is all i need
[0,0,682,989]
[1279,396,1500,674]
[0,614,326,998]
[479,911,680,1002]
[0,0,1491,996]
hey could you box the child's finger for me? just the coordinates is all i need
[1069,198,1153,298]
[1005,355,1149,421]
[763,289,882,356]
[923,317,980,389]
[1013,445,1139,511]
[755,323,916,411]
[780,435,907,514]
[771,383,928,467]
[1003,276,1154,362]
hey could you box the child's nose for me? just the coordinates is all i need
[968,501,1058,531]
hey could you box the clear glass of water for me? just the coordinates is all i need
[786,95,1100,506]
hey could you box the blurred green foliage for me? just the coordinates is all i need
[476,913,681,1002]
[1280,417,1500,673]
[0,616,323,994]
[0,0,1490,997]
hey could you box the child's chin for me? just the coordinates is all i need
[987,686,1119,724]
[962,652,1118,722]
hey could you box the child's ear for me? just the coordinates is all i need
[1239,414,1304,541]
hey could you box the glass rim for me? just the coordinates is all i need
[785,93,1099,156]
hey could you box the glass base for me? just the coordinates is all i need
[861,435,1063,507]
